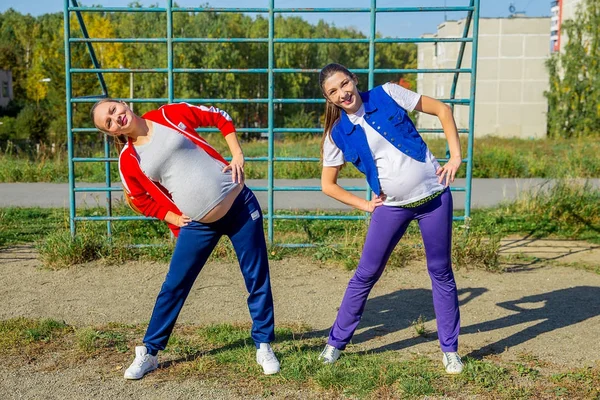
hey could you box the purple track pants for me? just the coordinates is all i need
[328,188,460,352]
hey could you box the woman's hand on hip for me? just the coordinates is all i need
[223,154,245,184]
[362,194,385,213]
[436,156,462,187]
[176,214,192,227]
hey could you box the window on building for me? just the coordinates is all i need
[1,82,8,98]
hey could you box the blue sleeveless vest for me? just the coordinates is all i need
[330,85,427,195]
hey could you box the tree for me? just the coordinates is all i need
[545,0,600,138]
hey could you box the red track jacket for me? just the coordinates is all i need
[118,102,236,237]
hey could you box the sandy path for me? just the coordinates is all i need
[1,244,599,398]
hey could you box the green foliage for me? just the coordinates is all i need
[0,207,65,247]
[0,9,417,146]
[472,181,600,243]
[14,105,50,143]
[411,315,429,337]
[0,318,69,351]
[76,327,129,354]
[545,0,600,138]
[3,318,600,398]
[283,110,318,140]
[0,116,17,141]
[3,136,600,182]
[460,358,509,389]
[452,231,502,273]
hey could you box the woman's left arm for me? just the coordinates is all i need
[223,132,245,184]
[414,95,462,186]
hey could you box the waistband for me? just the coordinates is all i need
[398,188,445,209]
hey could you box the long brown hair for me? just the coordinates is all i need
[90,98,140,214]
[318,63,358,161]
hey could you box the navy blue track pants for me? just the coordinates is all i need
[143,186,275,354]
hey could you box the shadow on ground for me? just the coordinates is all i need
[307,285,600,359]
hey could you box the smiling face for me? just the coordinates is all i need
[322,71,362,114]
[92,100,135,136]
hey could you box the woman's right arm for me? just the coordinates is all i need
[164,211,191,227]
[123,170,190,227]
[321,166,384,212]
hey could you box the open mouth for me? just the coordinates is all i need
[342,94,354,106]
[121,115,128,127]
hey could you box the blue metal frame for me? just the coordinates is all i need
[64,0,479,243]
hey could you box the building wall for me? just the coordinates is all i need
[417,17,551,139]
[0,70,14,108]
[552,0,583,53]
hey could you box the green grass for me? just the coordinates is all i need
[0,318,70,352]
[2,318,599,399]
[1,136,599,182]
[1,181,598,270]
[470,181,600,244]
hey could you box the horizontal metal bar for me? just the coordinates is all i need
[71,68,169,73]
[72,127,324,134]
[420,128,470,133]
[376,38,472,43]
[72,157,117,162]
[69,37,472,44]
[266,214,367,220]
[274,243,321,248]
[69,6,473,14]
[70,67,473,74]
[250,186,366,192]
[72,97,470,104]
[72,98,168,103]
[70,38,167,43]
[74,216,155,221]
[173,68,471,74]
[68,6,165,12]
[74,187,121,192]
[74,127,320,134]
[71,156,470,165]
[274,6,474,13]
[174,38,268,43]
[70,185,465,194]
[76,214,465,222]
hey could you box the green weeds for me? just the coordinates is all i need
[3,319,599,399]
[2,136,600,182]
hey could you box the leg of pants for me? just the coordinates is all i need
[416,189,460,352]
[143,221,221,355]
[220,186,275,347]
[328,205,414,350]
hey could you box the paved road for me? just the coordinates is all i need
[1,178,598,210]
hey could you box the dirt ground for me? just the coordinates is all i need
[0,237,599,399]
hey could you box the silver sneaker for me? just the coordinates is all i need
[442,351,464,374]
[319,344,341,364]
[256,343,280,375]
[124,346,158,380]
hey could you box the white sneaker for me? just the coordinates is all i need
[124,346,158,380]
[318,344,341,364]
[442,351,464,374]
[256,343,280,375]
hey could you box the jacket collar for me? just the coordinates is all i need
[339,90,377,135]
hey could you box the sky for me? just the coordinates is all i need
[1,0,550,38]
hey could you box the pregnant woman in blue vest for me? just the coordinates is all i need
[318,63,464,374]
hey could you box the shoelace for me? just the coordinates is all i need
[135,355,150,367]
[261,349,277,363]
[445,352,462,365]
[322,346,337,360]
